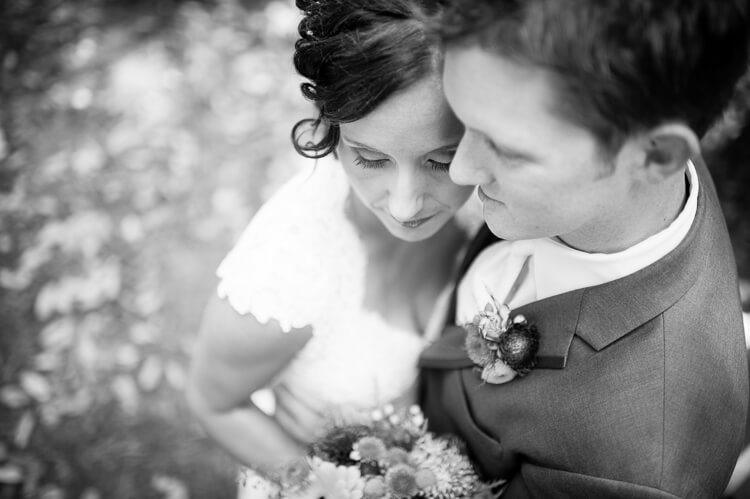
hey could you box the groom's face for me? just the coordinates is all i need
[443,46,637,252]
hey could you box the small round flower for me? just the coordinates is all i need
[497,323,539,374]
[353,436,387,462]
[385,464,419,498]
[363,476,387,498]
[415,468,437,489]
[512,314,527,325]
[383,447,410,466]
[464,326,495,366]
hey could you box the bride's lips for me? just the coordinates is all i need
[391,213,437,229]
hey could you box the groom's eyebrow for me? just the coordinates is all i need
[479,132,537,163]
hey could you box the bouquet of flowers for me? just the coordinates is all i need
[247,405,502,499]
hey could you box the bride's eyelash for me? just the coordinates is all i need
[354,155,389,169]
[428,159,451,172]
[355,155,452,173]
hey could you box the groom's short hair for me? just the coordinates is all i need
[440,0,750,154]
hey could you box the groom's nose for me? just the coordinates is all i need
[388,169,425,220]
[449,133,494,187]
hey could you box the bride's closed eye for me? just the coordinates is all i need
[427,159,451,172]
[354,155,390,169]
[354,155,452,172]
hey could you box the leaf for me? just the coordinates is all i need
[80,488,102,499]
[0,128,7,160]
[165,361,186,390]
[151,474,189,499]
[111,375,139,415]
[34,261,122,319]
[133,289,163,316]
[39,317,76,352]
[0,385,31,409]
[138,356,163,392]
[37,485,65,499]
[33,352,62,372]
[39,401,62,428]
[120,214,145,243]
[129,322,157,344]
[13,410,35,449]
[19,371,52,403]
[60,389,92,417]
[0,464,23,484]
[116,344,140,370]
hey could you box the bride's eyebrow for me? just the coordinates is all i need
[340,136,383,153]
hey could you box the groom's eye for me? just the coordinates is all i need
[476,131,532,165]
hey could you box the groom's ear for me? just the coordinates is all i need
[639,124,700,180]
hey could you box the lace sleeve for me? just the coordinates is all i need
[216,161,366,334]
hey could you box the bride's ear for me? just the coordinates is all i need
[640,124,700,180]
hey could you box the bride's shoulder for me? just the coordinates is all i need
[230,156,350,250]
[216,156,366,332]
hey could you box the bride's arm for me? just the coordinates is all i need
[186,294,313,469]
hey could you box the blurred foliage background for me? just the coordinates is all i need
[0,1,748,498]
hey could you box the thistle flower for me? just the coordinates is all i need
[382,447,410,467]
[464,324,496,366]
[414,468,437,489]
[351,437,387,463]
[362,476,386,499]
[409,435,480,499]
[384,464,418,498]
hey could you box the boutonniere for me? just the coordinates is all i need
[462,255,540,384]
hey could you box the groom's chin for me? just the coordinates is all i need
[484,217,529,242]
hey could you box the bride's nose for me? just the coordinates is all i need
[388,168,425,221]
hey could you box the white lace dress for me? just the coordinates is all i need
[217,158,429,496]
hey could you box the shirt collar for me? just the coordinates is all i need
[532,160,699,303]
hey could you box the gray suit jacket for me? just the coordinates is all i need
[419,162,748,498]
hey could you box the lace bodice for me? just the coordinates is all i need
[216,158,426,413]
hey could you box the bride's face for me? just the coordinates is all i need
[337,75,473,242]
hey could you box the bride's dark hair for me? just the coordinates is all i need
[292,0,444,158]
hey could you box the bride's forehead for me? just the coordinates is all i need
[339,78,462,155]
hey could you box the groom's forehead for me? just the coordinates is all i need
[442,47,576,144]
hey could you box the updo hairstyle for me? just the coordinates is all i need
[292,0,444,158]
